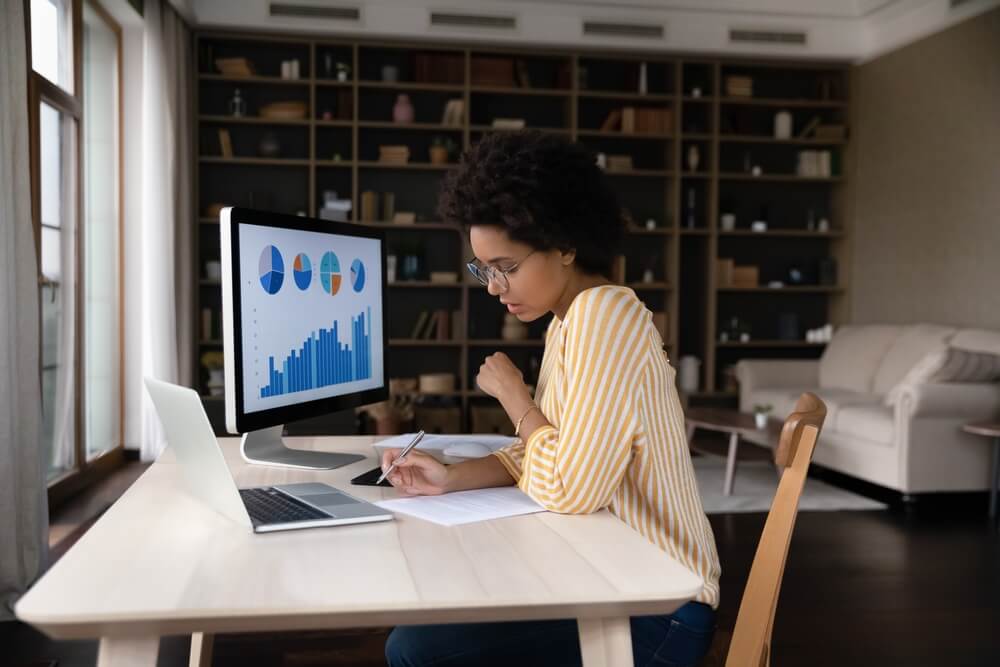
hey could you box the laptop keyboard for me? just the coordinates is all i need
[239,487,330,525]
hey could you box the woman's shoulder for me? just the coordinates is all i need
[565,285,648,335]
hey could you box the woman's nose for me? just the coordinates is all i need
[486,277,503,296]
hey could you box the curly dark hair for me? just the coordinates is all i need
[437,130,625,277]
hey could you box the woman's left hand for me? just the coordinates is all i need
[476,352,529,404]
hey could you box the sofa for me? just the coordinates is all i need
[736,324,1000,495]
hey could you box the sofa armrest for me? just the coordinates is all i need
[736,359,820,393]
[896,382,1000,420]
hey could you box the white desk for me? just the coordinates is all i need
[16,436,702,667]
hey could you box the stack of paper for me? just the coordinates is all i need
[376,487,545,526]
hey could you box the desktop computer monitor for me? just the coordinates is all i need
[220,207,388,469]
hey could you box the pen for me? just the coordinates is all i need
[377,430,426,484]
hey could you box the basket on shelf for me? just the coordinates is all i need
[259,101,307,120]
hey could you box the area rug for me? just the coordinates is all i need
[693,456,887,514]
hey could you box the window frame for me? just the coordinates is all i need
[27,0,126,510]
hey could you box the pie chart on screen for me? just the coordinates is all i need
[350,259,366,292]
[258,245,284,295]
[319,251,342,295]
[293,253,312,291]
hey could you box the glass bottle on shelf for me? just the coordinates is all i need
[229,88,246,117]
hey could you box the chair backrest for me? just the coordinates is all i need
[725,392,827,667]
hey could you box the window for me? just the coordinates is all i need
[31,0,75,94]
[30,0,124,502]
[82,2,122,461]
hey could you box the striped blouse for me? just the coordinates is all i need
[493,285,721,608]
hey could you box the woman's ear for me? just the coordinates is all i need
[560,249,576,266]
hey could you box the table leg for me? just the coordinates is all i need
[190,632,215,667]
[578,616,633,667]
[724,432,739,496]
[686,422,696,443]
[97,637,159,667]
[990,438,999,528]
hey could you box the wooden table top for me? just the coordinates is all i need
[16,436,703,640]
[685,407,783,447]
[962,422,1000,438]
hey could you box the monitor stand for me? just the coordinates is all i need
[240,425,364,470]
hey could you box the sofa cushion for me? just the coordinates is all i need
[819,325,902,394]
[884,346,1000,406]
[834,405,895,446]
[951,328,1000,356]
[872,324,957,395]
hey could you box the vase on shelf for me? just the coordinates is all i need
[393,94,414,124]
[686,144,700,172]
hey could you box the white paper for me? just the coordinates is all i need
[375,487,546,526]
[374,433,517,454]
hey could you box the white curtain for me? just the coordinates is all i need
[0,0,49,619]
[135,0,193,462]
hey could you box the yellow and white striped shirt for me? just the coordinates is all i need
[493,285,721,608]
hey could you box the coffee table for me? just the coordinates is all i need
[961,421,1000,530]
[685,407,783,496]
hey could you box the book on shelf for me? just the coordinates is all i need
[797,115,821,139]
[621,107,636,133]
[599,109,622,132]
[434,309,450,340]
[441,99,464,126]
[413,52,464,85]
[606,155,634,172]
[381,192,395,223]
[471,56,515,87]
[514,60,532,88]
[411,311,431,339]
[392,211,416,224]
[378,145,411,164]
[814,123,847,140]
[491,118,526,130]
[217,128,233,158]
[361,190,378,222]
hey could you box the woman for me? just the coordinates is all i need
[382,131,720,667]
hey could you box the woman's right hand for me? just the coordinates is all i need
[381,449,451,496]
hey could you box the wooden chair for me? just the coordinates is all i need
[704,392,827,667]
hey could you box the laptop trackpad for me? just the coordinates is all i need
[275,482,358,511]
[306,492,356,508]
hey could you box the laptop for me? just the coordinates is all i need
[144,377,393,533]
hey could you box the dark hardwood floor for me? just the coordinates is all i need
[6,455,1000,667]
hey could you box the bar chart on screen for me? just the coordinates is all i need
[260,307,373,398]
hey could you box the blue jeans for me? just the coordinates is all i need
[385,600,716,667]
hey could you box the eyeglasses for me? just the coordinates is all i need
[466,250,536,294]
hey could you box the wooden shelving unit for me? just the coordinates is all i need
[193,33,850,431]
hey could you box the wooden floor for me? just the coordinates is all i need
[5,455,1000,667]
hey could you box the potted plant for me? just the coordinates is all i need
[201,351,225,396]
[335,61,351,82]
[753,403,773,429]
[429,136,457,165]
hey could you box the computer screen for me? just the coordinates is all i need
[221,207,388,434]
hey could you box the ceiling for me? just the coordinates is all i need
[187,0,999,62]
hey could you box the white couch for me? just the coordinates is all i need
[736,324,1000,495]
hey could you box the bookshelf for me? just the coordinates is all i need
[194,33,850,432]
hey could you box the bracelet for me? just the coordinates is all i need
[514,404,541,437]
